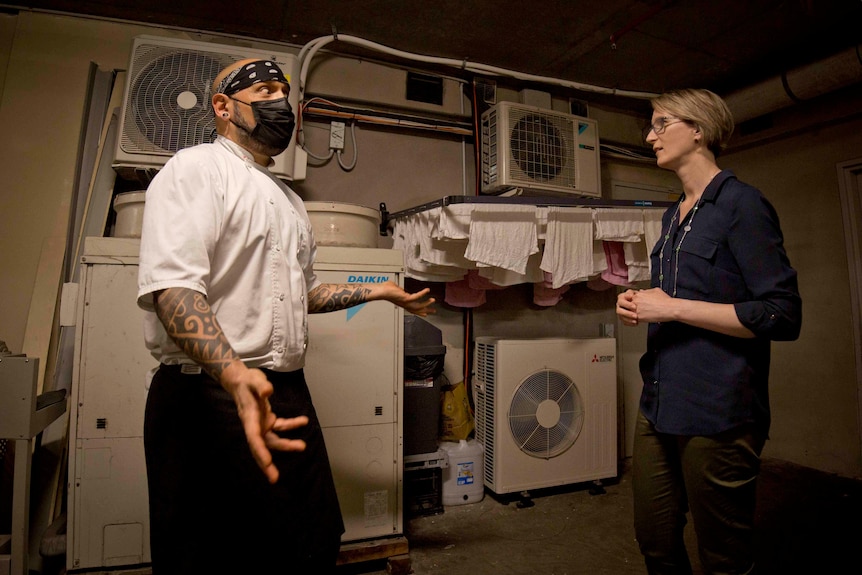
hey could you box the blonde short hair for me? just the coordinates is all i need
[651,89,734,157]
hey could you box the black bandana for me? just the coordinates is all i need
[215,60,289,96]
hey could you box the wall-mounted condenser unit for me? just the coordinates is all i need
[481,101,601,197]
[114,35,300,180]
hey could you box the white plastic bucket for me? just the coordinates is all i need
[440,439,484,506]
[112,191,147,238]
[304,201,380,248]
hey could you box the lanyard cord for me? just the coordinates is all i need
[658,200,703,297]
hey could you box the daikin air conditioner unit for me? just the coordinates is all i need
[114,35,301,180]
[473,337,617,495]
[481,101,601,197]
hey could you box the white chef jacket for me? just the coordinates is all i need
[137,136,319,371]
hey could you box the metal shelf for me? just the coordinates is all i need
[0,356,67,575]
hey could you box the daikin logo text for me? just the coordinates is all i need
[347,275,389,283]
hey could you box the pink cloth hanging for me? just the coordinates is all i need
[445,275,487,308]
[533,282,570,306]
[600,241,633,287]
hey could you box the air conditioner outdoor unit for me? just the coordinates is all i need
[473,337,617,495]
[114,35,301,180]
[481,101,601,197]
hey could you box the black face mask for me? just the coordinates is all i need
[230,97,296,150]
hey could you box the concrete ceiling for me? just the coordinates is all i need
[15,0,862,115]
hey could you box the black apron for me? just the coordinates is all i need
[144,365,344,574]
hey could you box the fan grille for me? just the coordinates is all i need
[508,368,584,459]
[510,114,568,182]
[480,102,602,197]
[481,110,499,188]
[474,341,497,484]
[120,44,236,155]
[507,107,576,187]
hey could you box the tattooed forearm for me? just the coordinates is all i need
[154,287,240,380]
[308,284,373,313]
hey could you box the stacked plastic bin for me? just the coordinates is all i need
[402,316,447,516]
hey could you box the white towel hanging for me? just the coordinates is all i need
[594,208,645,242]
[463,205,539,275]
[540,207,593,289]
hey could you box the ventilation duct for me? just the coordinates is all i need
[725,45,862,123]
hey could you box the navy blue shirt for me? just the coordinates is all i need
[639,170,802,436]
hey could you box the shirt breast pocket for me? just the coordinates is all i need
[678,235,717,297]
[679,235,745,301]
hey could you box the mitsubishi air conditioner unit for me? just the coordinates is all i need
[114,35,301,180]
[473,337,617,495]
[481,101,601,197]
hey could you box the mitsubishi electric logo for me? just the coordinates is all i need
[592,354,615,363]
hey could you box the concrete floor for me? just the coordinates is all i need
[338,457,862,575]
[41,456,861,575]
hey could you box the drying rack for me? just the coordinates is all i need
[378,195,674,236]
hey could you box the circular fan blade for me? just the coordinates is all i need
[508,369,585,459]
[123,47,230,154]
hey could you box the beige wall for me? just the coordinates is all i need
[295,119,472,212]
[1,12,860,478]
[723,119,862,476]
[0,13,140,356]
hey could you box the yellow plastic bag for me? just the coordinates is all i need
[440,380,474,441]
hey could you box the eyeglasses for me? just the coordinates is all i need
[643,116,684,140]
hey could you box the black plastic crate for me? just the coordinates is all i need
[404,467,444,517]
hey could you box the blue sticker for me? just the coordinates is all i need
[346,303,367,321]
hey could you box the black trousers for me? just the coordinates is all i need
[144,365,344,575]
[633,411,765,575]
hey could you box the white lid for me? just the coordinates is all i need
[304,201,379,221]
[113,191,147,207]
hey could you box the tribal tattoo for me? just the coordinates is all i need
[308,284,373,313]
[154,287,240,380]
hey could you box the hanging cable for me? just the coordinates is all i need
[304,146,334,162]
[336,122,358,171]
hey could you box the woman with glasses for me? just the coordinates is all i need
[616,89,802,574]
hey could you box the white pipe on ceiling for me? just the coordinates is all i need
[300,35,862,128]
[725,45,862,123]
